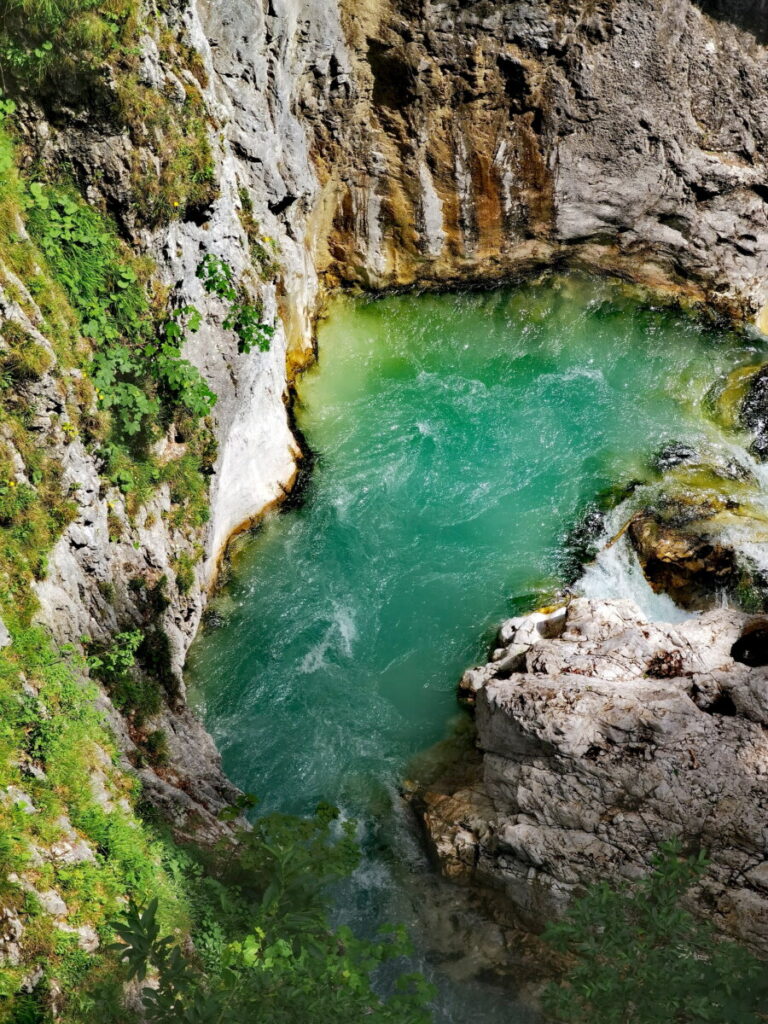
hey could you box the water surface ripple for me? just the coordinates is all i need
[187,275,767,1020]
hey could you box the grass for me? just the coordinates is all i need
[118,73,217,226]
[0,79,217,1019]
[237,188,282,282]
[0,625,189,1023]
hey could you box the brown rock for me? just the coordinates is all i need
[628,512,737,609]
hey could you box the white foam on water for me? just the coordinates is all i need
[578,535,695,624]
[298,603,358,672]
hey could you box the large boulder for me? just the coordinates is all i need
[416,599,768,952]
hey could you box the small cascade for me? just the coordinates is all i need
[578,525,692,623]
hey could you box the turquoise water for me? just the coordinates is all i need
[187,275,767,1019]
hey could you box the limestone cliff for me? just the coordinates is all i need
[3,0,768,988]
[417,598,768,953]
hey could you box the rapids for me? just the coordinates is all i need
[187,274,768,1020]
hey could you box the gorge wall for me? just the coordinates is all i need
[62,0,768,822]
[3,0,768,1001]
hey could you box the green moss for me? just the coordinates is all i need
[114,37,217,227]
[237,187,282,281]
[0,0,139,100]
[143,729,169,767]
[173,550,196,595]
[0,438,77,624]
[0,324,53,383]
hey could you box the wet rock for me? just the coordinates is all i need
[731,619,768,667]
[741,363,768,461]
[652,441,698,472]
[416,599,768,952]
[560,501,607,584]
[628,511,737,608]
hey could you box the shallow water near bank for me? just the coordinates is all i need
[187,274,768,1019]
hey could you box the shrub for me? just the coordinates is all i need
[196,254,274,354]
[172,551,196,595]
[0,627,187,1020]
[109,803,434,1023]
[86,630,162,726]
[143,729,169,767]
[25,184,216,439]
[543,841,768,1024]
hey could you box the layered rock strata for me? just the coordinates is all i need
[418,598,768,951]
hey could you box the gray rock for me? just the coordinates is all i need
[0,909,23,966]
[418,599,768,952]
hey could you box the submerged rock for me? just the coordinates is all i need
[416,598,768,953]
[652,441,698,472]
[741,363,768,461]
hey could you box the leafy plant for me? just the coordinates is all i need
[25,182,217,439]
[110,802,433,1023]
[85,630,161,725]
[0,626,187,1020]
[543,841,768,1023]
[196,254,274,354]
[0,0,132,94]
[86,629,142,682]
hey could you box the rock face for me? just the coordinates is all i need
[305,0,768,326]
[12,0,768,847]
[418,598,768,952]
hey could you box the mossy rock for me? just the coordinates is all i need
[740,363,768,461]
[705,362,761,430]
[0,323,54,382]
[628,511,738,609]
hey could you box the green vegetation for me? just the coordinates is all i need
[110,803,433,1023]
[0,0,137,95]
[196,254,275,355]
[0,0,216,227]
[0,626,187,1023]
[85,629,162,726]
[115,48,217,227]
[0,624,433,1023]
[237,187,282,282]
[172,550,197,595]
[25,183,216,439]
[544,842,768,1024]
[0,11,427,1024]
